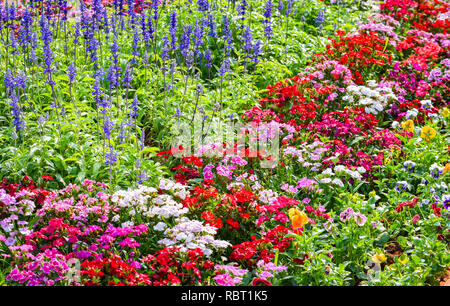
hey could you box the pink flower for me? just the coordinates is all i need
[273,213,289,223]
[411,214,420,224]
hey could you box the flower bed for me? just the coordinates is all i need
[0,0,449,286]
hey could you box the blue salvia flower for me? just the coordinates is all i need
[127,0,137,23]
[131,26,141,66]
[8,32,20,55]
[263,0,274,41]
[9,90,24,133]
[252,40,263,65]
[173,107,183,118]
[161,36,170,63]
[140,129,145,150]
[278,0,284,15]
[30,35,37,64]
[130,96,139,119]
[152,0,160,22]
[67,63,76,83]
[138,170,147,184]
[204,48,213,67]
[223,16,233,57]
[179,25,192,57]
[147,12,155,42]
[140,10,148,46]
[170,60,176,75]
[264,0,273,19]
[92,0,104,28]
[237,0,248,21]
[87,34,100,71]
[93,77,103,108]
[111,35,119,66]
[285,0,293,17]
[118,121,128,144]
[105,145,118,165]
[107,64,117,88]
[315,10,325,26]
[73,22,81,46]
[169,11,178,51]
[241,26,253,57]
[40,16,54,75]
[186,50,194,68]
[103,115,114,139]
[15,74,28,90]
[122,65,133,88]
[20,8,33,46]
[103,8,110,37]
[99,95,111,113]
[197,0,209,12]
[218,59,231,78]
[113,0,120,13]
[193,19,203,53]
[79,0,90,34]
[8,3,15,21]
[111,13,117,35]
[4,70,15,89]
[207,14,217,39]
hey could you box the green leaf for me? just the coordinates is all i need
[375,232,390,247]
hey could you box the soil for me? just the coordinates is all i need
[385,241,404,265]
[439,269,450,286]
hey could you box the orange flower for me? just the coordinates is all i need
[443,163,450,174]
[288,208,309,230]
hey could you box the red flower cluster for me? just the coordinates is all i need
[81,253,152,286]
[229,226,294,269]
[0,176,52,207]
[141,247,214,286]
[395,198,419,213]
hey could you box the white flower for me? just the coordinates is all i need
[154,222,167,231]
[367,80,378,88]
[334,165,346,173]
[405,108,418,119]
[332,178,345,187]
[175,232,188,241]
[121,221,134,227]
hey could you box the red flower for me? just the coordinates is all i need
[42,175,54,181]
[227,218,240,230]
[252,278,272,286]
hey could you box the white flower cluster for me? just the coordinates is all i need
[343,82,397,115]
[318,165,366,187]
[158,179,189,200]
[282,141,328,167]
[158,217,232,256]
[257,189,279,204]
[111,180,189,223]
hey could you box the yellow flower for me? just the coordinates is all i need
[444,163,450,174]
[288,208,309,230]
[372,253,387,263]
[420,126,437,141]
[401,120,414,133]
[398,256,408,265]
[442,108,449,117]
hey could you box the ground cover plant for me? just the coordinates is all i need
[0,0,448,286]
